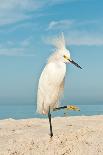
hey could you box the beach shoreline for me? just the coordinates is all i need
[0,115,103,155]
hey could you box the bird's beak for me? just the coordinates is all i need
[69,59,82,69]
[64,55,82,69]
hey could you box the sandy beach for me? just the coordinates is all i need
[0,115,103,155]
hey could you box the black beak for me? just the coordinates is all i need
[69,59,82,69]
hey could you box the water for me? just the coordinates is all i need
[0,103,103,119]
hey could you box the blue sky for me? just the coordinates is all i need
[0,0,103,105]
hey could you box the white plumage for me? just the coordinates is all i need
[37,33,70,114]
[37,61,66,114]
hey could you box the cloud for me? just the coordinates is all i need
[46,19,103,46]
[45,31,103,46]
[0,47,35,56]
[0,0,44,12]
[0,0,79,26]
[66,31,103,46]
[0,14,29,26]
[0,0,46,26]
[47,19,101,31]
[20,37,32,47]
[46,0,70,5]
[0,38,35,56]
[47,20,74,30]
[0,47,25,56]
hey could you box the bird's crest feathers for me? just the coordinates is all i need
[47,33,67,63]
[52,32,66,50]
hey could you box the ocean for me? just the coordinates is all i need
[0,102,103,119]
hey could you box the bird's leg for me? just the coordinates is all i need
[53,106,67,111]
[48,106,53,138]
[53,105,80,111]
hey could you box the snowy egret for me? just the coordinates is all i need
[37,33,82,137]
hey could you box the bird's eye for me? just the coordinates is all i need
[63,55,67,59]
[63,55,66,58]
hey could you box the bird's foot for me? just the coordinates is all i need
[66,105,80,111]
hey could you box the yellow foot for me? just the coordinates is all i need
[66,105,80,111]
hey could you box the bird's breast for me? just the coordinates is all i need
[47,62,66,85]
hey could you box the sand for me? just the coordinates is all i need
[0,115,103,155]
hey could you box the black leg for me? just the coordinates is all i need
[53,105,80,111]
[48,107,53,137]
[53,106,67,111]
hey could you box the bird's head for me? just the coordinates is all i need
[63,49,82,69]
[54,33,82,69]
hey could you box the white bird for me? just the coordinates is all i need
[37,33,82,137]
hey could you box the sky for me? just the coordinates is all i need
[0,0,103,105]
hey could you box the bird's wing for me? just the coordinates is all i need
[59,77,65,97]
[37,64,53,114]
[37,62,66,114]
